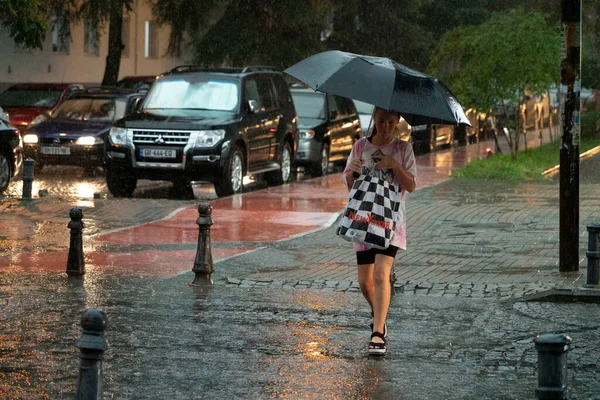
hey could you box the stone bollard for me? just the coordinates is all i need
[66,207,85,276]
[21,159,35,200]
[534,333,572,400]
[75,309,108,400]
[585,223,600,287]
[192,203,213,284]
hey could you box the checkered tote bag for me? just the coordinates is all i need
[336,174,401,249]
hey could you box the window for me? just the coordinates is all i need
[244,79,262,110]
[256,77,276,111]
[290,92,325,119]
[327,95,340,119]
[145,21,159,58]
[84,19,100,56]
[52,15,70,54]
[121,17,130,58]
[144,78,239,112]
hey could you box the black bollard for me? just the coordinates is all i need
[585,223,600,287]
[75,309,108,400]
[192,203,214,284]
[21,159,35,200]
[66,207,85,276]
[534,333,572,400]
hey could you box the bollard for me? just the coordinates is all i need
[585,223,600,287]
[21,159,35,200]
[75,309,108,400]
[192,203,213,284]
[534,333,572,400]
[66,207,85,276]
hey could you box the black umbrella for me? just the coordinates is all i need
[284,50,471,127]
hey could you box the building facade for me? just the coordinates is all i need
[0,2,192,90]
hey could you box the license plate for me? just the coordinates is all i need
[41,146,70,155]
[141,148,176,158]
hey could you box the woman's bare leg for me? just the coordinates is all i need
[371,254,394,343]
[357,263,375,311]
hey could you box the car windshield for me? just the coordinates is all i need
[291,92,326,119]
[353,100,375,115]
[53,98,127,121]
[0,88,63,108]
[143,77,239,112]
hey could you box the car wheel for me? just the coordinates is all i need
[265,142,292,186]
[0,153,11,194]
[172,179,194,199]
[106,168,137,197]
[311,143,329,177]
[214,146,244,197]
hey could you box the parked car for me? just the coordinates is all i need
[105,66,299,197]
[454,108,480,145]
[290,88,361,176]
[412,124,454,153]
[0,107,23,194]
[353,99,412,142]
[22,87,145,174]
[0,83,85,133]
[117,75,158,91]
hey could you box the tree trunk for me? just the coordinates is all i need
[101,7,124,86]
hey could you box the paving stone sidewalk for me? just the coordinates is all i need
[220,154,600,300]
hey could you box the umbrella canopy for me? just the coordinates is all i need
[284,50,471,127]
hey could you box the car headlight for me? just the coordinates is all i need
[76,136,104,145]
[109,127,128,145]
[300,130,315,139]
[194,129,225,148]
[23,134,39,144]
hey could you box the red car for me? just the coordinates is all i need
[0,83,85,133]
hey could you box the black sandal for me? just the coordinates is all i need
[370,320,388,338]
[368,331,386,355]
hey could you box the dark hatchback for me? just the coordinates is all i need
[0,83,85,133]
[290,88,361,176]
[22,88,144,173]
[0,107,23,194]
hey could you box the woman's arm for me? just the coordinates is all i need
[392,163,416,192]
[375,155,416,193]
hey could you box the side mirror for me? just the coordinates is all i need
[329,110,338,120]
[248,100,259,113]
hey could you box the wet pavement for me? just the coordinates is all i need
[1,128,600,399]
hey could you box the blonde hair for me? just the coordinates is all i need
[368,106,401,137]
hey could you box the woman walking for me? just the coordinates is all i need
[343,106,417,355]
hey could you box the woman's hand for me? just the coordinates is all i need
[375,155,399,170]
[349,158,364,174]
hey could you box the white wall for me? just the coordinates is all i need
[0,2,193,88]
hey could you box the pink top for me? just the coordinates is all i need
[343,137,417,251]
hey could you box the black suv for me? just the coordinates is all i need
[105,66,299,197]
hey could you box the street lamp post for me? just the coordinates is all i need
[559,0,582,272]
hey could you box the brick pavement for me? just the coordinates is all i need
[221,153,600,299]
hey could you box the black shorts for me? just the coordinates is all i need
[356,246,399,265]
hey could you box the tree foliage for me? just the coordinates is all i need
[326,0,433,70]
[428,8,560,159]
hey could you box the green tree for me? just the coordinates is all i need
[154,0,333,70]
[0,0,49,49]
[428,8,560,159]
[326,0,434,70]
